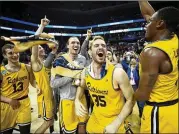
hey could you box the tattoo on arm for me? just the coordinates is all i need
[147,74,158,87]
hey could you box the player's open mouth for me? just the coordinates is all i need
[73,47,78,50]
[97,52,104,57]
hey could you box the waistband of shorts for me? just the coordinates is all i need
[146,98,178,107]
[17,95,28,100]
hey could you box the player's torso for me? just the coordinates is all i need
[85,64,125,117]
[140,35,178,102]
[33,65,51,91]
[1,63,29,99]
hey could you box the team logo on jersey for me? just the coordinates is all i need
[1,70,7,75]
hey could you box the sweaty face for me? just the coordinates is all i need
[145,12,159,41]
[4,48,19,63]
[106,51,113,62]
[91,39,107,64]
[38,46,45,56]
[67,37,80,55]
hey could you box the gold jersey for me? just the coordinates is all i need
[140,34,178,102]
[35,65,54,120]
[33,65,53,96]
[85,63,125,117]
[0,63,29,99]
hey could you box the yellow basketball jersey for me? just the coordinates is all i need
[33,65,52,94]
[140,34,178,102]
[0,63,29,99]
[85,63,125,117]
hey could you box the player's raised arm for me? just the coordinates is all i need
[31,16,50,71]
[138,1,155,22]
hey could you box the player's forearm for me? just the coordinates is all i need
[35,24,45,35]
[31,24,45,60]
[75,86,84,101]
[113,97,135,128]
[30,80,36,88]
[134,86,150,101]
[80,39,89,58]
[138,1,155,20]
[44,53,56,69]
[0,95,11,103]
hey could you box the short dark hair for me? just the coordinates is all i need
[157,7,179,33]
[66,36,78,46]
[2,44,14,55]
[107,48,113,55]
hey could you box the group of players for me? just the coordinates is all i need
[0,1,178,134]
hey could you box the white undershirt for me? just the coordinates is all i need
[130,69,136,85]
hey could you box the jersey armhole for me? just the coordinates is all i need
[24,64,30,80]
[112,67,121,91]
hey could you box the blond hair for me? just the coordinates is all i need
[89,36,105,50]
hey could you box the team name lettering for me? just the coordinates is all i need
[87,82,108,95]
[7,76,27,84]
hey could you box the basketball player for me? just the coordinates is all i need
[134,1,179,133]
[75,36,135,133]
[51,36,87,133]
[0,43,34,134]
[31,17,54,133]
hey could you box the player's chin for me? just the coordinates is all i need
[96,58,105,64]
[11,59,19,63]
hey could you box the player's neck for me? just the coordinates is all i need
[7,61,20,69]
[152,30,173,42]
[92,61,102,74]
[68,53,77,61]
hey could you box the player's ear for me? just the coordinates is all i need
[3,53,7,59]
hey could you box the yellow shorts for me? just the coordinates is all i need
[37,95,54,121]
[0,96,31,132]
[59,95,88,133]
[140,99,178,133]
[86,113,125,133]
[37,94,43,117]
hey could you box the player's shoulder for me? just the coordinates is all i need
[112,66,127,80]
[24,63,32,72]
[53,56,66,67]
[142,47,167,60]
